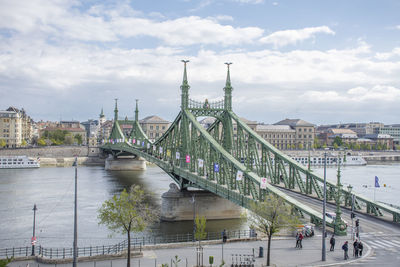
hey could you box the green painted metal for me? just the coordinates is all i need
[101,62,400,227]
[334,154,347,236]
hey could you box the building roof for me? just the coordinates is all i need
[140,115,170,124]
[329,128,357,135]
[239,117,257,125]
[357,138,373,142]
[364,134,393,139]
[274,118,314,127]
[256,124,295,132]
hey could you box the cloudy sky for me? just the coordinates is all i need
[0,0,399,124]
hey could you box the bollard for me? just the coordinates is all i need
[258,247,264,258]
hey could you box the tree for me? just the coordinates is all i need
[98,185,157,267]
[195,215,207,246]
[0,139,6,148]
[74,134,83,145]
[21,140,27,146]
[194,215,207,267]
[298,143,303,150]
[333,136,343,147]
[37,138,47,146]
[248,194,300,266]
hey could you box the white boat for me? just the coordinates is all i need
[291,155,366,166]
[0,156,40,169]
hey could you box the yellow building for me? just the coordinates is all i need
[0,107,32,148]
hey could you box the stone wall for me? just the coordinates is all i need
[0,146,104,166]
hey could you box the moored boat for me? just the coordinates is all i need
[0,156,40,169]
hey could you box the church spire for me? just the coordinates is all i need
[100,107,105,118]
[135,99,139,122]
[224,62,233,111]
[180,60,190,110]
[114,98,118,121]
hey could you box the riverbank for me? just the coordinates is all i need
[0,146,105,166]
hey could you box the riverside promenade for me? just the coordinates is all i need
[7,230,371,267]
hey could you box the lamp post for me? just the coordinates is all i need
[31,204,37,256]
[73,157,78,267]
[322,149,327,261]
[191,194,196,242]
[334,152,347,236]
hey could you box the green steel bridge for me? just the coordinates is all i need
[101,61,400,232]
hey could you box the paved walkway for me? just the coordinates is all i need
[8,233,370,267]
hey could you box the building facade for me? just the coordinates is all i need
[256,124,296,149]
[140,115,170,141]
[274,119,315,149]
[0,107,33,148]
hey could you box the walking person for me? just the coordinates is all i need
[330,234,335,251]
[342,241,349,260]
[353,239,359,258]
[295,232,300,248]
[298,232,304,249]
[358,241,363,256]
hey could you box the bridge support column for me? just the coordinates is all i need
[161,184,243,221]
[104,155,146,171]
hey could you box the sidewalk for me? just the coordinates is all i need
[8,233,370,267]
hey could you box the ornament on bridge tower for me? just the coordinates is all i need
[185,155,191,163]
[159,147,163,153]
[132,138,136,144]
[142,141,145,147]
[236,170,243,181]
[147,143,150,149]
[260,177,267,189]
[198,158,204,168]
[176,152,180,159]
[203,99,210,109]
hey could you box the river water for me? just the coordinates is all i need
[0,163,399,248]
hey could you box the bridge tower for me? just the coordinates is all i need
[180,60,190,169]
[114,98,118,121]
[222,62,233,153]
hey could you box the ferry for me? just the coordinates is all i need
[0,156,40,169]
[291,155,366,166]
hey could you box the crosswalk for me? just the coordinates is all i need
[361,234,400,251]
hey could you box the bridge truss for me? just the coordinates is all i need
[102,62,400,230]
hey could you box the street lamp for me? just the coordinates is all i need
[191,194,196,242]
[31,204,37,256]
[322,149,328,261]
[73,157,78,267]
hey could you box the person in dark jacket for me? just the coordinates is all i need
[353,239,359,258]
[330,235,336,251]
[342,241,349,260]
[358,242,363,256]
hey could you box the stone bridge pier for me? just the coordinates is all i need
[161,183,243,221]
[104,154,146,170]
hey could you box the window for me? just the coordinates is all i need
[150,125,153,130]
[162,126,165,130]
[156,126,159,130]
[299,128,302,132]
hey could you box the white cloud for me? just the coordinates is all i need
[396,25,400,30]
[0,1,264,46]
[260,26,335,48]
[375,47,400,60]
[301,85,400,103]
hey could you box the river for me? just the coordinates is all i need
[0,163,399,248]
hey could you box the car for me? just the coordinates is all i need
[325,212,348,226]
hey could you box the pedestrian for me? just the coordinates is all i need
[342,241,349,260]
[353,239,359,258]
[295,232,300,248]
[358,241,363,256]
[222,229,227,243]
[298,232,304,249]
[330,234,335,251]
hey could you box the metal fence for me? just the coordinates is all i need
[0,229,252,259]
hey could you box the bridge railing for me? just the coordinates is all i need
[189,98,224,109]
[0,230,252,259]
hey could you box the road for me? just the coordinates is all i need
[281,187,400,266]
